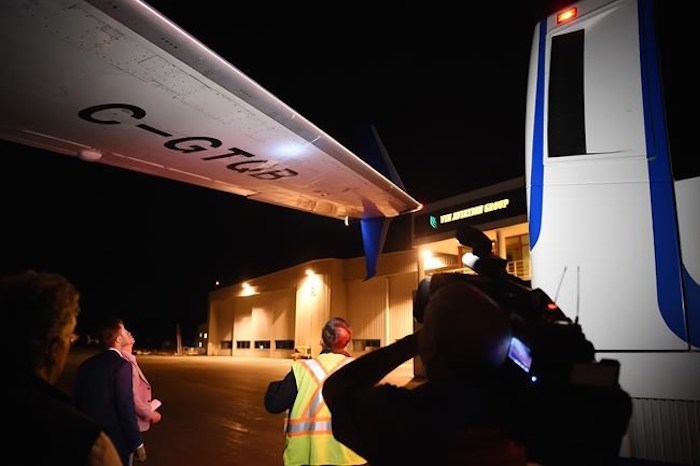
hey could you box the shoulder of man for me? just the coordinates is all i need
[86,349,130,368]
[25,387,104,452]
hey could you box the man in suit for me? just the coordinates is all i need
[75,318,146,466]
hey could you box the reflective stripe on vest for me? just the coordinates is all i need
[285,356,351,436]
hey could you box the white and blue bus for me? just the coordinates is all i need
[526,0,698,462]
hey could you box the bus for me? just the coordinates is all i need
[525,0,699,463]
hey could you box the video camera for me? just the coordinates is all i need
[413,225,632,466]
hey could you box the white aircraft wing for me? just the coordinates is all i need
[0,0,422,225]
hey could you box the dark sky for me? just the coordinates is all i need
[1,1,566,345]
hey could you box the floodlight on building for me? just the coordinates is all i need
[303,269,321,297]
[241,282,256,296]
[421,249,445,271]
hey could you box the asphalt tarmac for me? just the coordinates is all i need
[58,349,684,466]
[58,349,415,466]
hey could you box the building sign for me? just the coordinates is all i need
[437,198,511,224]
[413,187,526,242]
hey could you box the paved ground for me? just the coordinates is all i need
[58,349,690,466]
[59,349,415,466]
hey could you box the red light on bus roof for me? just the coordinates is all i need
[556,7,578,24]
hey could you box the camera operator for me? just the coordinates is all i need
[322,280,527,466]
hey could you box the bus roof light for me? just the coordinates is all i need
[556,7,578,25]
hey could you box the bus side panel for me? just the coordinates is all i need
[526,0,688,351]
[676,178,700,348]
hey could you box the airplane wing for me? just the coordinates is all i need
[0,0,422,278]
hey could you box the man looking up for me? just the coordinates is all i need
[75,318,146,466]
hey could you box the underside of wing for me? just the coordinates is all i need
[0,0,422,223]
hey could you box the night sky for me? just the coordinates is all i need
[1,1,567,345]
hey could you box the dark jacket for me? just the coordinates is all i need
[322,334,525,466]
[11,373,102,465]
[75,349,142,460]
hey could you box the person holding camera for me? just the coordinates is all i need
[322,281,527,466]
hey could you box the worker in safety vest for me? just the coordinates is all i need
[264,317,367,466]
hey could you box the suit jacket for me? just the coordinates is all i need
[121,351,154,432]
[75,348,143,458]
